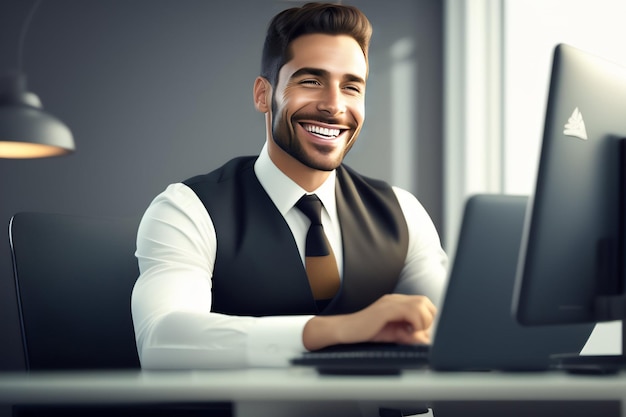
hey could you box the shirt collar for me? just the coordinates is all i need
[254,143,337,218]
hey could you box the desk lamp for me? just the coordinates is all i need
[0,0,75,159]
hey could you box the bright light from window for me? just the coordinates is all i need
[504,0,626,195]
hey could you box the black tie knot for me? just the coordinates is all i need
[296,194,323,225]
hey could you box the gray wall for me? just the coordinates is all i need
[0,0,443,376]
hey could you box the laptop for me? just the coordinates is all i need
[291,194,595,374]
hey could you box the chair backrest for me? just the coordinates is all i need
[9,212,141,370]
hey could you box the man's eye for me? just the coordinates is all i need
[344,85,362,94]
[300,79,321,86]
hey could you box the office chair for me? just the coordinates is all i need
[10,212,141,371]
[9,212,232,416]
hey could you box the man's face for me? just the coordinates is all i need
[270,33,367,171]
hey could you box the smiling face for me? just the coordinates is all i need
[255,33,367,187]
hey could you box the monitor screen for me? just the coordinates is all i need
[512,43,626,326]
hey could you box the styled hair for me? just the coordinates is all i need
[260,2,372,87]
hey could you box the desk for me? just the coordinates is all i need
[0,368,624,417]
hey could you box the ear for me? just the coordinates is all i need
[253,76,271,113]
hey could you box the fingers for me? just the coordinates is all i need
[363,294,437,345]
[381,294,436,332]
[412,329,432,344]
[381,321,432,345]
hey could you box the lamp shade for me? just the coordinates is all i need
[0,73,75,159]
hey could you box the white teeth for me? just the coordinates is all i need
[304,124,340,138]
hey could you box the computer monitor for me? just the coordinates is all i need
[512,44,626,355]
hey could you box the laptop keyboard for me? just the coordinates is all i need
[291,342,430,375]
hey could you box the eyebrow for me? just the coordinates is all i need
[291,67,366,85]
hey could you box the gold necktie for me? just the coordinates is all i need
[295,194,341,300]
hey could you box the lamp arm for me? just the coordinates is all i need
[17,0,43,72]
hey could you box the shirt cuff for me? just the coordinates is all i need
[247,315,313,367]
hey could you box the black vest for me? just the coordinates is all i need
[183,156,409,316]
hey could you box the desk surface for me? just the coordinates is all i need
[0,368,624,405]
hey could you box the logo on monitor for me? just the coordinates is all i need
[563,107,588,140]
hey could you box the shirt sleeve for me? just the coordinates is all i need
[131,183,312,370]
[391,186,448,307]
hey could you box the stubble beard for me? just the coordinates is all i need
[270,101,355,172]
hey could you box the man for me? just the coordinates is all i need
[131,2,447,369]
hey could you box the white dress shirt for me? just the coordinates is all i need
[131,144,448,369]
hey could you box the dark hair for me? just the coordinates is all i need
[260,2,372,87]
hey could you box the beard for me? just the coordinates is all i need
[270,99,357,172]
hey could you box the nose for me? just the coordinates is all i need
[317,85,346,116]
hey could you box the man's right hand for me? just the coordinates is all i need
[302,294,437,351]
